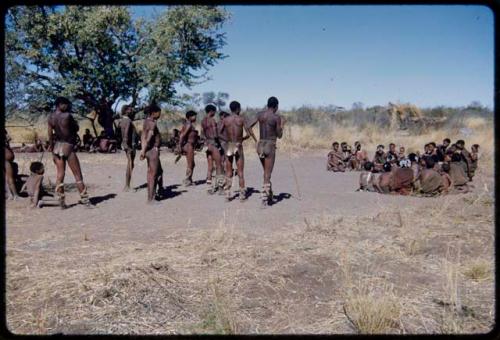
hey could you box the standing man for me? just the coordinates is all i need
[5,130,19,200]
[247,96,284,206]
[140,104,163,203]
[119,105,138,192]
[48,97,90,208]
[177,111,198,186]
[218,111,230,178]
[201,104,225,194]
[220,101,257,201]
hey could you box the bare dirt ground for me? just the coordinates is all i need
[6,149,495,334]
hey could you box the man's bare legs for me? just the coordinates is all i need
[224,155,234,200]
[66,152,90,206]
[207,145,224,194]
[146,150,160,202]
[206,152,213,184]
[124,151,135,191]
[5,161,19,200]
[183,143,195,186]
[236,152,246,201]
[260,150,276,205]
[53,155,67,208]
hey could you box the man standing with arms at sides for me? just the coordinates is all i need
[119,105,138,192]
[177,111,198,186]
[5,129,19,200]
[140,104,163,203]
[218,111,230,178]
[201,104,224,194]
[247,96,285,207]
[220,101,257,202]
[48,97,90,208]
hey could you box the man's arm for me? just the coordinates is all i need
[47,116,54,151]
[140,121,154,159]
[179,122,192,146]
[276,115,284,139]
[243,117,258,143]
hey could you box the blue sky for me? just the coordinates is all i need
[131,5,494,110]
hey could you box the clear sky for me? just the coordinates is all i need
[131,5,494,110]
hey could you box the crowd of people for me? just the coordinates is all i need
[327,139,480,196]
[5,96,285,208]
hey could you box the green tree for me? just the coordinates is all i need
[5,5,229,134]
[202,91,229,110]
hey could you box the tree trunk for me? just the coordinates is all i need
[96,103,116,138]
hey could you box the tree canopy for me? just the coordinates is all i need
[5,5,229,133]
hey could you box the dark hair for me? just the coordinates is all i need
[377,144,384,149]
[389,143,395,147]
[451,153,462,162]
[441,162,450,172]
[30,161,44,175]
[229,101,241,112]
[472,144,480,149]
[205,104,217,113]
[267,96,279,109]
[85,129,90,133]
[186,110,197,119]
[383,162,392,172]
[341,142,347,146]
[364,161,373,171]
[332,142,339,147]
[121,105,131,115]
[429,142,436,148]
[456,139,465,145]
[425,157,435,169]
[54,97,71,107]
[443,138,451,143]
[144,104,161,116]
[408,153,417,162]
[424,143,430,148]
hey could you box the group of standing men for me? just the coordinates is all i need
[6,96,285,208]
[116,97,285,207]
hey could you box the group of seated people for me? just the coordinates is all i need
[80,129,119,153]
[327,138,480,196]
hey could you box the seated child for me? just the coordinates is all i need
[20,162,61,208]
[357,161,376,192]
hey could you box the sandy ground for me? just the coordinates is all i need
[6,149,495,334]
[6,150,450,241]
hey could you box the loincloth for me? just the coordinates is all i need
[226,142,243,157]
[205,138,217,146]
[257,139,276,158]
[145,147,160,159]
[53,141,74,159]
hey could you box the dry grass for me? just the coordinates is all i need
[343,282,401,334]
[5,107,494,334]
[279,116,493,158]
[6,182,494,334]
[463,259,492,282]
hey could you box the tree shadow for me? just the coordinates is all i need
[269,192,292,206]
[157,184,187,201]
[90,193,117,206]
